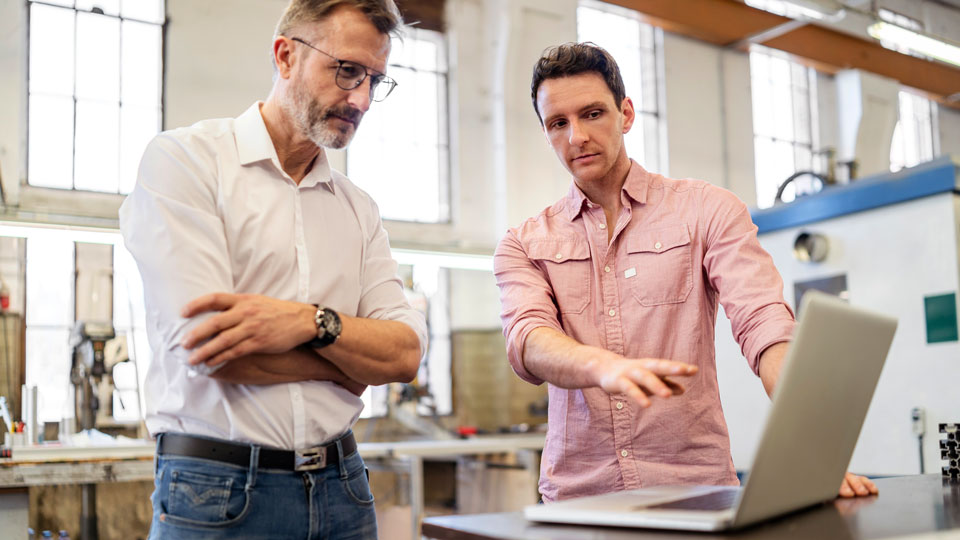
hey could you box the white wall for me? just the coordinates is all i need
[942,108,960,157]
[716,192,960,475]
[0,0,25,207]
[163,0,286,131]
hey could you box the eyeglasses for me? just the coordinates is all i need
[290,37,398,102]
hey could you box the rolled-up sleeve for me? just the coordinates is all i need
[119,133,234,372]
[356,198,429,359]
[700,185,795,375]
[493,230,564,385]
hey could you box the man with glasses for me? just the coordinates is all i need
[119,1,424,538]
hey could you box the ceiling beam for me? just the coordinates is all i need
[763,24,960,104]
[601,0,960,108]
[602,0,793,45]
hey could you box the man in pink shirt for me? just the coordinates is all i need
[494,42,876,504]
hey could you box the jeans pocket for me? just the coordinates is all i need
[339,456,375,506]
[161,468,251,528]
[342,470,375,506]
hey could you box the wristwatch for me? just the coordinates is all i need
[308,305,342,349]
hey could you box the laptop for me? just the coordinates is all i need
[524,291,898,531]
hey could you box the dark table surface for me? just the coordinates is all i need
[423,475,960,540]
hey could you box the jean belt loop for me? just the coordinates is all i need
[246,444,260,489]
[336,435,349,479]
[153,433,164,476]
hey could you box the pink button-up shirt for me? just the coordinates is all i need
[494,161,795,502]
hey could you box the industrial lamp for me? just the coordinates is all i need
[867,21,960,69]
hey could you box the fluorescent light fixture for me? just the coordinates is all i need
[0,221,121,245]
[0,222,496,272]
[782,0,844,19]
[868,21,960,68]
[746,0,845,21]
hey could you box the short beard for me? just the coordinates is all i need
[282,78,362,150]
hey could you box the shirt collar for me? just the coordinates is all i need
[234,102,333,190]
[562,160,650,221]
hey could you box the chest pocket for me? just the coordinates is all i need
[625,224,693,306]
[527,240,591,314]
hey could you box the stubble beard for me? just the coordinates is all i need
[283,79,362,150]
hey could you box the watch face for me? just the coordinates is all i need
[321,309,342,339]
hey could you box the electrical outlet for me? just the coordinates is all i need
[911,407,926,436]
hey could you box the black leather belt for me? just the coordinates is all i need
[157,432,358,472]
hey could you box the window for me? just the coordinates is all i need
[890,90,938,172]
[1,225,149,424]
[577,0,664,174]
[358,260,456,420]
[27,0,164,194]
[347,28,450,223]
[750,47,820,208]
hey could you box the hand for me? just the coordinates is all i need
[590,357,698,407]
[340,379,368,397]
[181,293,316,366]
[838,472,878,498]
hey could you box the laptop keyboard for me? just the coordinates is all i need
[646,489,739,511]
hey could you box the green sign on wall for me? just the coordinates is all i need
[924,293,959,344]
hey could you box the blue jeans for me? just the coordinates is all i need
[148,433,377,539]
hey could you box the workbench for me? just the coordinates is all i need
[422,475,960,540]
[0,443,156,538]
[0,434,546,539]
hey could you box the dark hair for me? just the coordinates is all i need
[530,42,625,124]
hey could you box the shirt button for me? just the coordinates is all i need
[555,253,563,259]
[608,309,616,316]
[604,266,611,273]
[599,223,606,229]
[620,450,629,458]
[655,241,662,250]
[616,401,624,410]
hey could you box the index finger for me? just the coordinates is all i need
[640,358,698,376]
[181,292,238,317]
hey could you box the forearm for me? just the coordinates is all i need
[319,314,422,386]
[758,341,789,398]
[522,327,618,388]
[210,348,365,394]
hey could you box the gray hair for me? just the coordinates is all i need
[274,0,403,39]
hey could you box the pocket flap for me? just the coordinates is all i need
[526,240,590,263]
[626,224,691,254]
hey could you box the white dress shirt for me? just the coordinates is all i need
[119,102,428,449]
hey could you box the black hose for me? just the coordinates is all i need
[774,171,828,204]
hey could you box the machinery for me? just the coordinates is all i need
[68,321,119,432]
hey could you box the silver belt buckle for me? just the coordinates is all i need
[294,446,327,471]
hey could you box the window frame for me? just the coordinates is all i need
[345,26,452,225]
[576,0,667,176]
[24,0,165,198]
[890,89,939,173]
[749,46,821,209]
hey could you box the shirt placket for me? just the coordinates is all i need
[290,185,311,449]
[586,206,641,489]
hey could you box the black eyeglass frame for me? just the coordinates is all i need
[290,37,398,102]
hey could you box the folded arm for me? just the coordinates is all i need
[119,135,371,392]
[209,348,366,395]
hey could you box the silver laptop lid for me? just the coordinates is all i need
[732,291,897,527]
